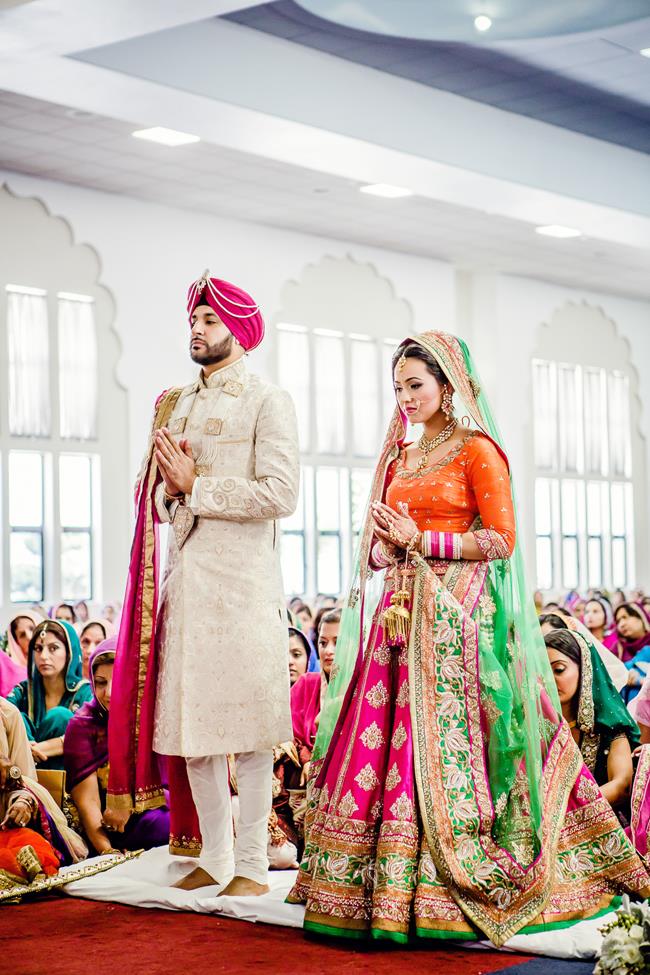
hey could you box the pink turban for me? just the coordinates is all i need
[186,270,265,351]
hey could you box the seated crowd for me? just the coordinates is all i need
[2,586,650,887]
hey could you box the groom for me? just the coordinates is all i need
[107,271,299,895]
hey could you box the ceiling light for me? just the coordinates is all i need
[535,224,582,239]
[131,127,200,147]
[474,15,493,32]
[360,183,413,199]
[640,48,650,58]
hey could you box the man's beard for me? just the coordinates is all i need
[190,333,234,365]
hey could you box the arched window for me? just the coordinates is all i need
[0,184,127,612]
[274,256,412,596]
[531,302,644,592]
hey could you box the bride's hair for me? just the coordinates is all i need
[391,342,448,385]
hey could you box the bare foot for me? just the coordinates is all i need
[218,875,270,897]
[172,866,221,890]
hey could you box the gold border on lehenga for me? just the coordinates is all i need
[408,558,583,946]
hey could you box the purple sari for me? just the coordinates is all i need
[65,638,169,853]
[64,640,116,791]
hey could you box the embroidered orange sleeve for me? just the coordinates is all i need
[466,436,516,559]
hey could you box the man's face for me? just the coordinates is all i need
[190,305,234,365]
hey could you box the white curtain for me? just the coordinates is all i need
[277,326,310,451]
[558,364,581,473]
[315,333,345,455]
[608,372,631,478]
[7,290,51,437]
[58,298,98,439]
[583,368,605,475]
[532,359,557,470]
[351,338,379,457]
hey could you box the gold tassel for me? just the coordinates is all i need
[382,589,411,648]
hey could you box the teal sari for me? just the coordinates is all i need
[7,619,91,769]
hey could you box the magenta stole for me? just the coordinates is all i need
[106,389,201,855]
[291,673,322,756]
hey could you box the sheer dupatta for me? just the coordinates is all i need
[303,330,594,944]
[106,388,200,855]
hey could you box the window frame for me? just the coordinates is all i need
[532,357,634,591]
[1,285,101,606]
[276,323,399,596]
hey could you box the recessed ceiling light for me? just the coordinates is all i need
[640,48,650,58]
[360,183,413,199]
[131,127,200,147]
[64,108,96,120]
[474,14,493,32]
[535,224,582,239]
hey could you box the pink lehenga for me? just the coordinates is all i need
[288,331,650,946]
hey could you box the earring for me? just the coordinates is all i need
[442,387,454,418]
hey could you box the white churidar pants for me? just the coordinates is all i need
[185,750,272,885]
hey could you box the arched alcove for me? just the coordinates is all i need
[272,254,413,596]
[531,300,646,592]
[0,183,129,619]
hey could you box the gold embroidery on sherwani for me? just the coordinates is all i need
[152,359,299,757]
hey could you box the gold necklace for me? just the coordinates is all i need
[416,419,457,472]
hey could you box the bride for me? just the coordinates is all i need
[288,330,650,946]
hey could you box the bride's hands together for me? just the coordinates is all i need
[371,501,419,549]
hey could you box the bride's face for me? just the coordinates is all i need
[393,357,444,424]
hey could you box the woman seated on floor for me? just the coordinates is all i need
[7,620,92,770]
[0,611,39,697]
[610,603,650,702]
[5,610,41,667]
[544,628,639,811]
[273,610,341,857]
[79,619,114,680]
[51,602,76,625]
[64,639,170,855]
[0,696,86,889]
[287,626,317,687]
[583,595,616,649]
[539,610,628,692]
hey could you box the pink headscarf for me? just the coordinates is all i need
[186,270,264,352]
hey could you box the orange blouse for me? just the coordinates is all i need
[385,431,516,559]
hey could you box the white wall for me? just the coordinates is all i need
[1,169,649,607]
[0,170,454,613]
[465,274,650,585]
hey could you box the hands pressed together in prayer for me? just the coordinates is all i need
[155,428,196,497]
[371,500,419,554]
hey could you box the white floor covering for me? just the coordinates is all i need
[60,846,606,960]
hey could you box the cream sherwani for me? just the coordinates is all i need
[152,358,299,759]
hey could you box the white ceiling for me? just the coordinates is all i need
[0,88,648,299]
[0,1,648,302]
